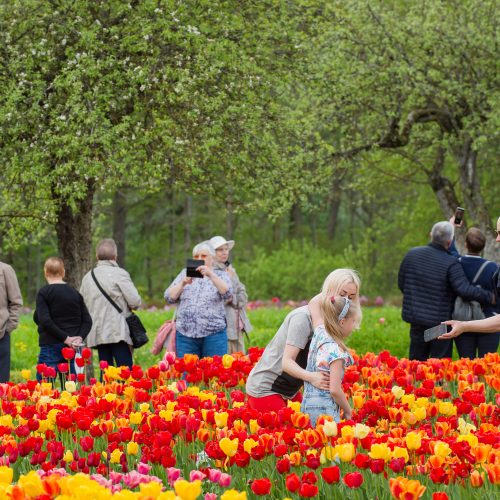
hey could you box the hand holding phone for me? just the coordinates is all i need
[454,207,465,225]
[423,324,450,342]
[186,259,204,278]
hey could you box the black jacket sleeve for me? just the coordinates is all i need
[35,291,69,342]
[449,262,492,305]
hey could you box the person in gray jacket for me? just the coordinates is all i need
[0,261,23,382]
[209,236,252,354]
[80,239,141,369]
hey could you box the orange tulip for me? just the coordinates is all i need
[470,470,484,488]
[389,476,426,500]
[484,463,500,485]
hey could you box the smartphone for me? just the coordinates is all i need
[186,259,204,278]
[423,324,449,342]
[454,207,465,225]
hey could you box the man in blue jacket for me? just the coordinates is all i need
[398,221,493,360]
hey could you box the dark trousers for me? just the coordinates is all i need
[0,333,10,383]
[455,332,500,359]
[97,341,133,369]
[409,324,453,361]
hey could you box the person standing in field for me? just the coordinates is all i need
[80,239,142,369]
[209,235,252,354]
[0,260,23,383]
[34,257,92,381]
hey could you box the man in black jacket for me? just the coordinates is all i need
[398,221,493,360]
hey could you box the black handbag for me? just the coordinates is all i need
[91,270,149,349]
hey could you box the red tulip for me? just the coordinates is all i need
[343,472,364,488]
[99,361,109,370]
[321,465,340,484]
[61,347,75,360]
[432,493,449,500]
[285,473,301,493]
[81,347,92,359]
[299,482,318,497]
[276,457,291,474]
[389,457,406,473]
[369,458,385,474]
[57,363,69,374]
[251,478,272,496]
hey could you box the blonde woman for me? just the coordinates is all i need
[246,269,361,411]
[300,294,360,425]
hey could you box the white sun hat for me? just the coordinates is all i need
[209,236,235,251]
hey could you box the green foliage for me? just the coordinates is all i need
[237,240,350,300]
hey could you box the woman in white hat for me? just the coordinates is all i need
[209,236,252,354]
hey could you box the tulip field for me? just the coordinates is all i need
[1,307,499,499]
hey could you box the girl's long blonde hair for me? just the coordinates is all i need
[320,269,362,351]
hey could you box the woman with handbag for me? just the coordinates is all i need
[209,235,252,354]
[164,241,232,358]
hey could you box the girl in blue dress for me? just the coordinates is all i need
[301,294,360,426]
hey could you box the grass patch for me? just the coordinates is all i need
[11,306,410,379]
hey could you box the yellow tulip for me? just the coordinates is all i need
[438,401,457,416]
[433,441,452,459]
[221,490,248,500]
[174,479,202,500]
[214,412,229,428]
[320,445,337,463]
[127,441,139,455]
[353,423,370,439]
[243,438,259,454]
[140,403,150,413]
[340,425,354,439]
[159,409,174,422]
[65,381,77,393]
[110,448,123,464]
[63,450,74,463]
[129,411,143,425]
[391,385,405,400]
[140,480,163,497]
[18,471,45,497]
[287,400,301,413]
[457,433,479,448]
[249,419,260,434]
[104,393,117,402]
[369,443,391,462]
[392,446,409,463]
[405,431,422,450]
[219,437,239,457]
[21,369,31,380]
[0,466,13,484]
[412,406,426,421]
[323,420,338,437]
[401,394,415,406]
[222,354,234,368]
[458,417,476,434]
[336,443,356,462]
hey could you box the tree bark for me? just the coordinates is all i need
[55,180,95,288]
[184,195,192,253]
[112,188,127,268]
[289,203,302,239]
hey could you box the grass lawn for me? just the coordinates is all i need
[11,306,409,380]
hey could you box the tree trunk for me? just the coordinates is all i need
[184,195,192,253]
[55,180,95,288]
[289,203,302,239]
[112,189,127,268]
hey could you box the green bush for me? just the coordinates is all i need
[237,240,350,301]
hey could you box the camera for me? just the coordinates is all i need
[454,207,465,225]
[186,259,204,278]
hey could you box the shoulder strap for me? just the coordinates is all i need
[472,260,491,285]
[91,269,123,314]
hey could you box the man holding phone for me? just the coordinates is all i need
[398,221,494,360]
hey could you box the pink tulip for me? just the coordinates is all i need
[167,467,181,486]
[164,351,176,364]
[190,470,206,482]
[137,463,151,475]
[208,468,221,483]
[379,317,386,324]
[205,494,218,500]
[218,473,232,487]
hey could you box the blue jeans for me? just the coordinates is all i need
[301,396,341,427]
[37,343,75,383]
[176,329,228,358]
